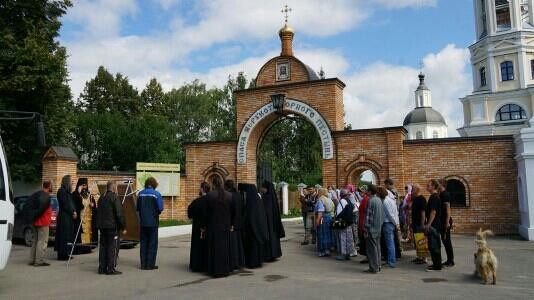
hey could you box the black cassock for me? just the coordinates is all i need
[203,190,234,277]
[261,181,285,262]
[229,191,245,270]
[238,184,268,268]
[187,195,207,272]
[55,186,74,260]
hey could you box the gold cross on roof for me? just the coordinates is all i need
[281,4,292,24]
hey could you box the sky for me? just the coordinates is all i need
[60,0,476,136]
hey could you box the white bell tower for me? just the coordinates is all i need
[458,0,534,137]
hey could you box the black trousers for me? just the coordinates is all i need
[441,227,454,263]
[99,229,118,273]
[427,227,442,269]
[140,226,158,268]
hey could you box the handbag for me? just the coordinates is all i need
[331,201,348,229]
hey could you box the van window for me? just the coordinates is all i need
[0,160,5,201]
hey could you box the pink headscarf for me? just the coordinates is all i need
[345,184,355,194]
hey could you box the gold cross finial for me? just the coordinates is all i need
[281,5,292,24]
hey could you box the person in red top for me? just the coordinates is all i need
[358,186,369,262]
[28,181,53,267]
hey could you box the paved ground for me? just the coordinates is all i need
[1,221,533,300]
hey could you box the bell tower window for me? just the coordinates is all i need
[480,67,487,86]
[500,61,514,81]
[495,0,511,30]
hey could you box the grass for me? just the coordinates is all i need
[282,208,302,219]
[159,219,192,227]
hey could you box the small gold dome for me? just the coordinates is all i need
[279,23,294,35]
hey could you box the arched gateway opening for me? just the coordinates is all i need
[256,115,323,186]
[236,98,336,186]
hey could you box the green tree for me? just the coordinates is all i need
[72,112,181,171]
[258,117,322,186]
[141,78,166,115]
[0,0,73,181]
[78,66,141,117]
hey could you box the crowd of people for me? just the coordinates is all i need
[300,178,455,273]
[188,178,285,277]
[22,173,453,277]
[25,175,164,275]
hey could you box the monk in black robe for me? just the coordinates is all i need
[238,183,268,268]
[202,177,234,277]
[71,178,88,254]
[187,182,210,272]
[225,179,245,270]
[55,175,76,260]
[260,181,285,262]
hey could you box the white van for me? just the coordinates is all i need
[0,136,14,270]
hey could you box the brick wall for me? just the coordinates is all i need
[403,136,518,234]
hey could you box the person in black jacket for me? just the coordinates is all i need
[96,181,126,275]
[238,183,268,269]
[27,181,53,266]
[55,175,77,261]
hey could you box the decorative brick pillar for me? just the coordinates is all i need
[42,147,78,191]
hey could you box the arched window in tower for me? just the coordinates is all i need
[479,67,486,87]
[530,60,534,79]
[446,179,467,207]
[432,131,439,139]
[419,95,424,107]
[495,104,528,121]
[495,0,511,30]
[415,131,423,139]
[500,61,514,81]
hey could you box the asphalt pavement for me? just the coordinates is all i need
[1,221,533,299]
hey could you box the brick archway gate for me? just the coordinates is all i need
[236,98,336,185]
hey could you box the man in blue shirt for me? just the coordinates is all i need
[137,177,164,270]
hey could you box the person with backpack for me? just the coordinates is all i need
[364,184,385,274]
[333,189,355,261]
[27,181,53,267]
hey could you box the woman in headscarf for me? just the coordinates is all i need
[401,185,413,243]
[71,178,88,254]
[55,175,76,260]
[260,181,285,262]
[238,183,268,268]
[315,188,334,257]
[345,184,359,257]
[187,181,210,272]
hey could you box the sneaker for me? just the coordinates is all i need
[34,262,50,267]
[386,264,396,268]
[300,241,309,246]
[149,266,159,270]
[426,266,441,272]
[363,269,378,274]
[335,255,346,261]
[28,262,35,266]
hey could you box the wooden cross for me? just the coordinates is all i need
[281,5,292,24]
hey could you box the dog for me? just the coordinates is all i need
[473,228,498,285]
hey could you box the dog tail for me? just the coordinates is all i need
[476,228,494,241]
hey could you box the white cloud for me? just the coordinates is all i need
[65,0,138,38]
[371,0,437,9]
[343,44,471,136]
[62,1,470,136]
